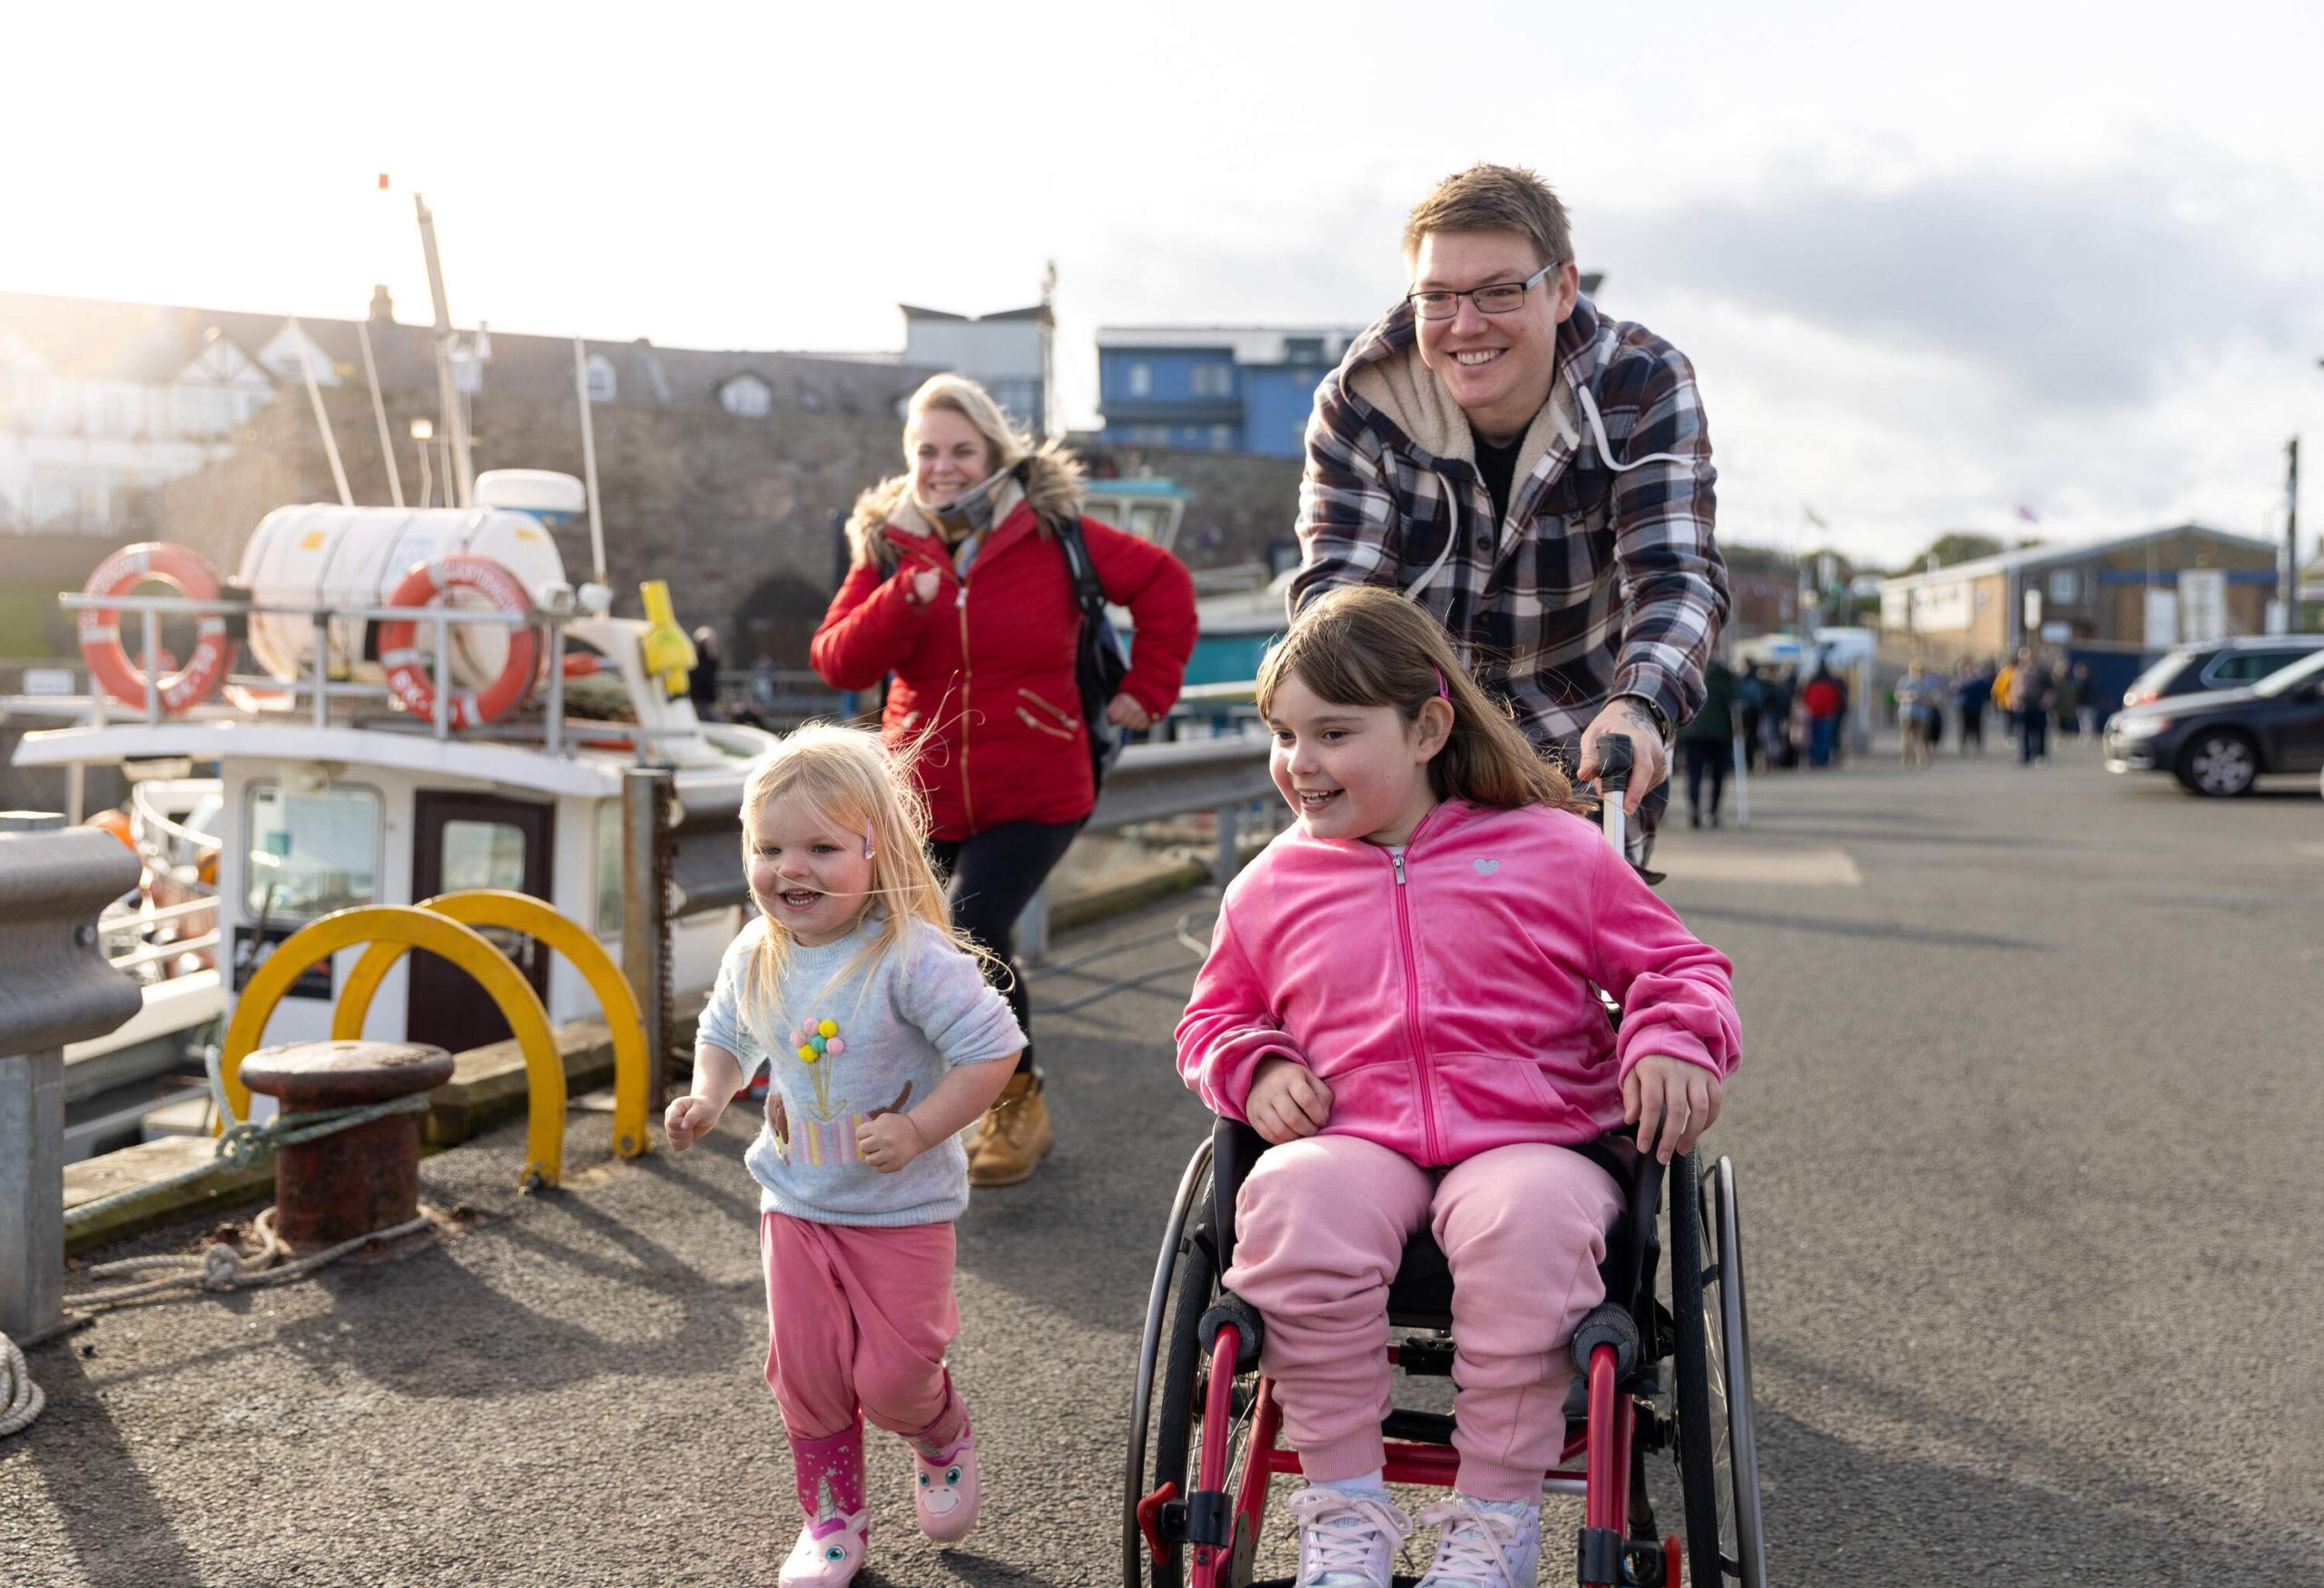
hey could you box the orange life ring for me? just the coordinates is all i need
[77,542,233,713]
[84,809,137,853]
[378,556,540,729]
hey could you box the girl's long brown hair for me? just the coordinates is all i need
[1256,586,1590,815]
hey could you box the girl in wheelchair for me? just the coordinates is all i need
[1176,587,1741,1588]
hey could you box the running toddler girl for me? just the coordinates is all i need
[665,725,1023,1585]
[1177,587,1741,1588]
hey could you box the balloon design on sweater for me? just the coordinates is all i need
[767,1018,911,1168]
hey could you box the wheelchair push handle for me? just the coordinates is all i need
[1594,730,1635,795]
[1593,731,1634,852]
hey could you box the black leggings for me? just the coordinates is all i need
[1682,738,1729,818]
[928,819,1083,1075]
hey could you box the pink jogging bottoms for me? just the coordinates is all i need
[1225,1135,1623,1501]
[761,1210,967,1452]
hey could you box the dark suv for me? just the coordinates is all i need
[2104,646,2324,795]
[2118,636,2324,710]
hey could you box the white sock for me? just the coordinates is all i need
[1313,1468,1387,1495]
[1459,1493,1538,1519]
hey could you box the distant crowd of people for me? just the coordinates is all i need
[1671,655,1854,828]
[1893,649,2095,769]
[1671,643,2102,828]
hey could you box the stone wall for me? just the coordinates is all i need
[146,398,1310,669]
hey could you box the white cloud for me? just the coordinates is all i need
[5,1,2321,573]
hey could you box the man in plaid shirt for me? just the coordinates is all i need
[1291,163,1728,862]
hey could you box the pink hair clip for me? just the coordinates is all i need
[862,818,875,861]
[1433,667,1451,701]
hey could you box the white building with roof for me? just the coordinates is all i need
[1876,524,2282,655]
[901,303,1054,436]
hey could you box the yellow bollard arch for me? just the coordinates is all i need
[334,889,651,1159]
[220,905,568,1188]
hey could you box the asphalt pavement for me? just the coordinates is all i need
[5,733,2321,1586]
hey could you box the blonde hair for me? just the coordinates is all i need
[844,373,1085,570]
[738,723,981,1042]
[904,372,1033,478]
[1258,587,1590,814]
[1402,163,1573,273]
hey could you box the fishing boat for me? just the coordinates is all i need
[8,469,773,1156]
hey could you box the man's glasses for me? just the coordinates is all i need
[1406,261,1561,321]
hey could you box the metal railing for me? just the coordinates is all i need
[32,589,782,766]
[1018,725,1275,962]
[57,589,559,747]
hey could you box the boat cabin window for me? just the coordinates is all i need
[441,819,530,893]
[1127,502,1177,541]
[245,783,382,922]
[596,802,623,938]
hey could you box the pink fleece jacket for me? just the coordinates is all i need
[1176,800,1738,1165]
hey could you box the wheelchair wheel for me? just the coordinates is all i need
[1127,1135,1215,1586]
[1128,1135,1269,1587]
[1669,1152,1767,1587]
[1123,1140,1270,1587]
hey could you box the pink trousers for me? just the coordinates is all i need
[1224,1135,1623,1501]
[761,1211,968,1452]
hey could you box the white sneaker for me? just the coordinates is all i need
[1413,1494,1541,1588]
[1289,1484,1413,1588]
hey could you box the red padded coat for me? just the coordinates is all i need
[811,457,1196,840]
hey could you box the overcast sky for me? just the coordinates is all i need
[8,0,2321,568]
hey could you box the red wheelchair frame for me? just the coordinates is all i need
[1125,1121,1760,1588]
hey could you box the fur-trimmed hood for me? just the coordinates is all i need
[843,441,1087,569]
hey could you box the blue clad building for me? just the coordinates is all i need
[1095,327,1361,459]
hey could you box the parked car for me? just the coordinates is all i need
[2117,635,2324,710]
[2104,646,2324,796]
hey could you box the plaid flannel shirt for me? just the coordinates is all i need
[1289,294,1728,749]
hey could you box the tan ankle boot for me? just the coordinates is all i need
[967,1072,1052,1187]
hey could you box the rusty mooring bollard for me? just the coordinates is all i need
[239,1041,453,1255]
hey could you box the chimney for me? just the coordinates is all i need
[369,284,394,324]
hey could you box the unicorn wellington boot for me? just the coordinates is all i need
[780,1422,871,1585]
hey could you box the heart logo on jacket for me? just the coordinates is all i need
[1473,858,1500,875]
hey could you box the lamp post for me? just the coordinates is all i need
[2286,434,2300,634]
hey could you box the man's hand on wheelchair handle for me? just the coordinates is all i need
[1247,1056,1334,1145]
[1623,1053,1721,1165]
[1575,696,1669,814]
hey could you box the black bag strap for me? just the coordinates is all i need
[1052,512,1107,624]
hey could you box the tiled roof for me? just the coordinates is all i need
[1877,524,2278,590]
[0,291,940,416]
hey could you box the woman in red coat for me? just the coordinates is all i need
[812,374,1196,1187]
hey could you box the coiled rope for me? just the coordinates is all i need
[5,1093,438,1439]
[0,1332,43,1438]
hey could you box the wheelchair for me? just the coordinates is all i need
[1123,1121,1764,1587]
[1122,741,1765,1587]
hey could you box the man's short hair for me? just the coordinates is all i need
[1402,163,1572,271]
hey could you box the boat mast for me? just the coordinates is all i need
[357,313,404,508]
[415,195,475,508]
[288,316,354,508]
[572,337,608,587]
